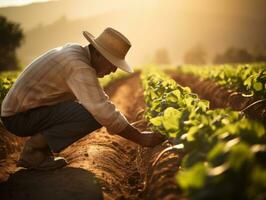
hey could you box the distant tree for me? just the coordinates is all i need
[153,48,170,65]
[184,45,206,65]
[56,15,68,25]
[213,47,253,64]
[253,53,266,62]
[0,15,24,72]
[251,44,266,62]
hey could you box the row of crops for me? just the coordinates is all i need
[173,63,266,126]
[99,70,130,87]
[1,64,266,199]
[178,63,266,99]
[0,71,19,104]
[141,67,266,200]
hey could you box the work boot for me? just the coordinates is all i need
[17,154,68,171]
[17,133,67,170]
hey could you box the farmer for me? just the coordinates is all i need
[0,27,165,170]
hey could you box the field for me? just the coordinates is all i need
[0,63,266,200]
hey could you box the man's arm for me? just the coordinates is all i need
[116,124,166,147]
[65,62,165,147]
[66,63,129,133]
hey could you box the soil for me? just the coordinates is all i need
[0,73,183,200]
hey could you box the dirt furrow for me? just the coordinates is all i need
[0,73,183,200]
[0,73,144,200]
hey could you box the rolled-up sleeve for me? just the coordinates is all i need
[66,63,128,134]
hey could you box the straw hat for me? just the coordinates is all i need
[82,27,133,73]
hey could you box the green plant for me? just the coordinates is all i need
[0,71,19,104]
[178,63,266,98]
[141,65,266,200]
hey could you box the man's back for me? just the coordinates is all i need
[0,28,164,171]
[1,43,91,117]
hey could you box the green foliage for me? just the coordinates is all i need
[141,65,266,200]
[99,70,130,87]
[184,45,206,65]
[177,163,207,189]
[0,71,19,104]
[178,63,266,99]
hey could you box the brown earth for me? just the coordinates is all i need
[0,73,183,200]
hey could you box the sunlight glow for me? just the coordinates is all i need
[0,0,51,7]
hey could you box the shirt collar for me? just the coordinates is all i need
[83,45,92,66]
[83,45,99,75]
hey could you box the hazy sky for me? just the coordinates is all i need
[0,0,50,7]
[1,0,265,66]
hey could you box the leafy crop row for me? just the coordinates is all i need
[99,70,130,87]
[178,63,266,99]
[0,71,19,104]
[141,66,266,200]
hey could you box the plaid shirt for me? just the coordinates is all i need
[1,43,128,134]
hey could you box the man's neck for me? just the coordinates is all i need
[84,45,94,68]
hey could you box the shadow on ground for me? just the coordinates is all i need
[0,167,103,200]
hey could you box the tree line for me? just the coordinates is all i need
[153,46,266,65]
[0,15,24,72]
[1,14,265,71]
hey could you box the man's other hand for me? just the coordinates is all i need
[116,124,166,147]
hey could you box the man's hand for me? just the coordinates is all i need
[140,131,166,147]
[116,124,166,147]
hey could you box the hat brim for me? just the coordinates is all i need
[82,31,134,73]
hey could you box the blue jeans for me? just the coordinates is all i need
[1,101,102,153]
